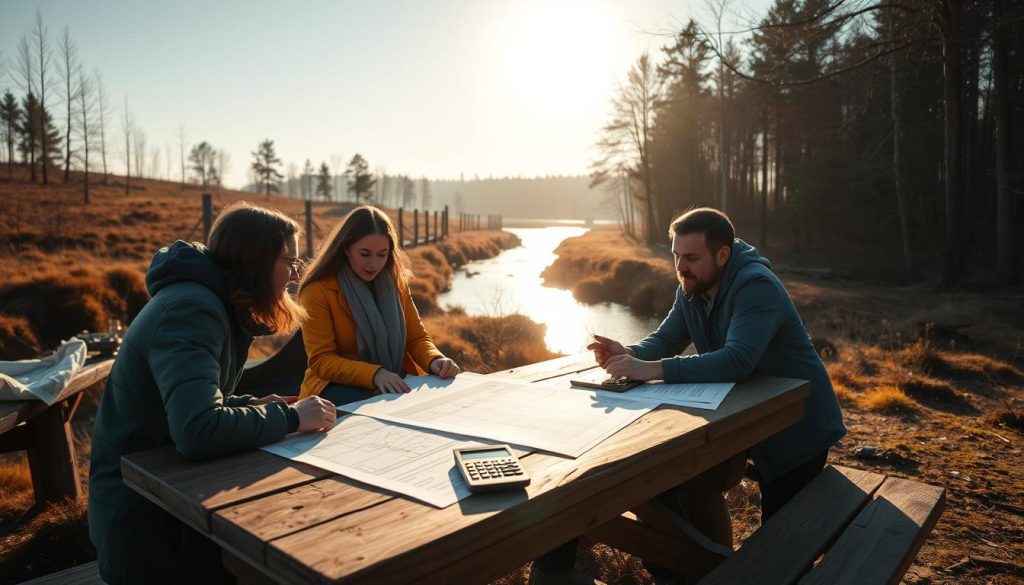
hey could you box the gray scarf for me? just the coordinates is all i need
[338,264,407,376]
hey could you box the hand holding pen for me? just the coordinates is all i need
[585,334,631,367]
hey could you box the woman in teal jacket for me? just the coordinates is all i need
[88,202,336,584]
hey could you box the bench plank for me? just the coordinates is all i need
[699,465,888,585]
[18,561,104,584]
[798,476,945,585]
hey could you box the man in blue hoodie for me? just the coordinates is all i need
[531,207,845,585]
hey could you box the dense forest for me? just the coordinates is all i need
[594,0,1022,283]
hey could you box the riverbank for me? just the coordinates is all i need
[540,229,677,317]
[520,227,1024,584]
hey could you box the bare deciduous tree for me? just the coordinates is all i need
[177,123,186,187]
[121,98,133,195]
[592,52,661,243]
[75,66,94,203]
[94,70,109,181]
[133,127,146,179]
[58,26,80,183]
[31,10,53,185]
[14,34,37,181]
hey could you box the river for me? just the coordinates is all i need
[437,227,660,355]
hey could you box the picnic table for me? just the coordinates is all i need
[0,356,114,505]
[121,353,810,584]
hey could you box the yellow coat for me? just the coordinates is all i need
[298,276,444,398]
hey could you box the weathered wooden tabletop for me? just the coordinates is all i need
[1,356,113,504]
[122,353,809,584]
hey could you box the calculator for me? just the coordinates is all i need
[453,445,530,492]
[569,376,644,392]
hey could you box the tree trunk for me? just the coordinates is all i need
[761,108,769,248]
[891,9,913,273]
[941,0,965,282]
[993,0,1014,283]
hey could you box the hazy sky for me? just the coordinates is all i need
[1,0,771,188]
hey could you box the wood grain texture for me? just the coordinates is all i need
[0,357,113,435]
[493,352,596,382]
[262,382,805,583]
[121,352,811,584]
[18,561,104,584]
[700,465,888,585]
[121,446,333,532]
[798,476,945,585]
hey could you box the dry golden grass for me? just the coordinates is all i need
[861,385,917,413]
[540,230,677,316]
[424,312,558,373]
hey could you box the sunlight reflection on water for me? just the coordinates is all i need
[437,227,660,355]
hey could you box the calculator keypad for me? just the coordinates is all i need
[464,458,525,481]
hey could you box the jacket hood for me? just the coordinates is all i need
[145,240,228,301]
[694,238,771,302]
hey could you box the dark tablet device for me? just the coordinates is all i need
[569,377,644,392]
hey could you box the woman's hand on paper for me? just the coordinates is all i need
[430,357,461,379]
[294,396,336,432]
[373,368,412,394]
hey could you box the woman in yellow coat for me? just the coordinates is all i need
[297,205,460,405]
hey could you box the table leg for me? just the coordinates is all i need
[26,399,82,505]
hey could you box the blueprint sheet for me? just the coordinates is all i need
[339,373,654,458]
[567,368,735,410]
[261,414,505,508]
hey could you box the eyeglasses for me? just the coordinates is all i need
[279,256,303,271]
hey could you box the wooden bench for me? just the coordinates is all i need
[17,561,104,584]
[698,464,945,585]
[0,357,113,505]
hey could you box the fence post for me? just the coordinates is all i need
[399,208,405,247]
[305,199,314,257]
[413,209,419,245]
[425,209,430,242]
[433,210,438,241]
[202,193,212,243]
[443,205,449,238]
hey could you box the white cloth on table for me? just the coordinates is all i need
[0,338,88,404]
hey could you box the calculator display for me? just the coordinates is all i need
[461,448,512,460]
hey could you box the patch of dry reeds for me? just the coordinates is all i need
[539,230,676,316]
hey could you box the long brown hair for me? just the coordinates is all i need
[299,205,411,294]
[207,201,306,333]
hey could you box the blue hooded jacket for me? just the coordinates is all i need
[629,239,846,482]
[88,241,293,584]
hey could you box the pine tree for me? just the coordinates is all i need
[316,162,333,200]
[0,91,18,178]
[18,92,62,179]
[250,138,283,196]
[345,153,376,203]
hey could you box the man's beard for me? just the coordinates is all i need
[679,266,724,296]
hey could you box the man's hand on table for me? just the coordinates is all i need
[602,354,662,381]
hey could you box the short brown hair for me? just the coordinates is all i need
[208,202,306,334]
[299,205,412,294]
[668,207,735,252]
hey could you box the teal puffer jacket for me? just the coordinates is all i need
[629,239,846,482]
[88,241,291,584]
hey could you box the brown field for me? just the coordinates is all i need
[509,228,1024,585]
[0,167,543,582]
[4,170,1023,583]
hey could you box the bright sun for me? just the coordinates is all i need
[499,1,619,119]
